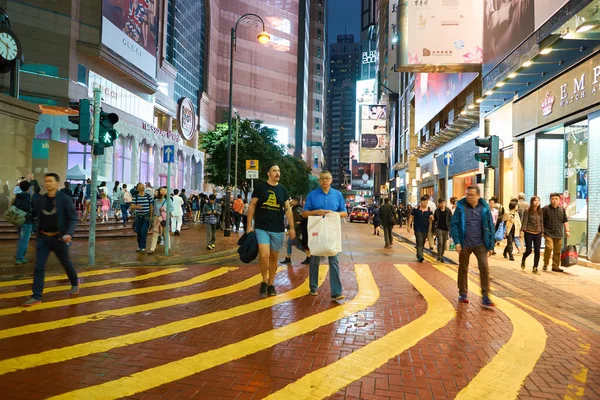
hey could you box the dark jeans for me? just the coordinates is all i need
[120,203,130,225]
[458,244,490,298]
[383,224,393,246]
[16,223,33,261]
[242,215,248,231]
[309,254,342,296]
[134,215,150,249]
[504,226,515,257]
[415,231,427,260]
[233,212,241,232]
[522,231,542,268]
[436,229,448,258]
[32,234,79,300]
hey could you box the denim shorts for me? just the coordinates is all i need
[255,229,285,251]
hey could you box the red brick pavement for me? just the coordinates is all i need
[0,222,598,399]
[0,222,241,277]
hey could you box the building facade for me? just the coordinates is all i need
[0,0,318,195]
[325,34,360,187]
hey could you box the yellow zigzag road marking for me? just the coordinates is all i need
[0,268,186,299]
[0,266,328,376]
[564,341,591,400]
[264,264,455,399]
[0,267,236,317]
[0,268,284,340]
[432,263,547,400]
[49,264,379,400]
[506,298,579,332]
[0,268,128,288]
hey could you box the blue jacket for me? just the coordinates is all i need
[450,198,495,251]
[31,191,78,237]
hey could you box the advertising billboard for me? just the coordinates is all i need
[359,104,388,164]
[415,72,479,132]
[403,0,483,70]
[351,161,374,191]
[102,0,158,78]
[483,0,568,76]
[356,79,378,139]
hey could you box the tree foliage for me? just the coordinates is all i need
[200,119,312,198]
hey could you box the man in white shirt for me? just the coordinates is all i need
[424,194,437,251]
[171,189,184,235]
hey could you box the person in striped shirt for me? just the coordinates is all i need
[130,182,153,253]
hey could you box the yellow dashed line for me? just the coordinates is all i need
[48,264,380,400]
[0,267,236,317]
[0,268,284,340]
[264,264,455,399]
[0,266,329,376]
[0,268,186,299]
[0,268,128,288]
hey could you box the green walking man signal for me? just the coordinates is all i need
[474,135,499,169]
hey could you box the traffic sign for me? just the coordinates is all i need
[246,170,259,179]
[246,160,259,170]
[163,145,175,163]
[443,151,454,167]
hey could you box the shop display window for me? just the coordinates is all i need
[565,120,588,255]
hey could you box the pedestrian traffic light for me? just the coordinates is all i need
[474,135,499,168]
[68,99,92,144]
[98,110,119,147]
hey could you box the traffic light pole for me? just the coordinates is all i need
[88,88,101,266]
[165,163,171,256]
[484,118,491,200]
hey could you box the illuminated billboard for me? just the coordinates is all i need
[102,0,158,78]
[359,104,388,164]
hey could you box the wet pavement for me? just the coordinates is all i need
[0,221,598,399]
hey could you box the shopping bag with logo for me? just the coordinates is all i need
[494,221,506,242]
[589,232,600,263]
[307,213,342,256]
[560,245,578,267]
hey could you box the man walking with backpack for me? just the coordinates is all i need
[117,184,132,226]
[23,173,80,307]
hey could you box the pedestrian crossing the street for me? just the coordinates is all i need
[0,254,597,399]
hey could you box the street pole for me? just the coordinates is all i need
[445,164,449,201]
[224,26,235,237]
[88,88,101,266]
[165,163,171,256]
[484,118,491,200]
[234,115,239,199]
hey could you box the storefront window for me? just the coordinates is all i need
[113,137,123,182]
[177,152,185,189]
[123,137,132,184]
[67,137,91,172]
[139,142,150,186]
[148,146,155,187]
[565,120,588,254]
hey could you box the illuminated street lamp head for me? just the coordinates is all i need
[257,31,271,45]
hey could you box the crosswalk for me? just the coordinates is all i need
[0,254,582,399]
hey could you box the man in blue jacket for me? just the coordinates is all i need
[23,173,80,307]
[450,185,495,308]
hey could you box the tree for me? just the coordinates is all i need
[200,119,312,198]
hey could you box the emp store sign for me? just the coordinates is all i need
[177,97,197,141]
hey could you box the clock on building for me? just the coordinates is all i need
[0,26,21,72]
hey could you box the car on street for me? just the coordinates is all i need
[349,206,369,223]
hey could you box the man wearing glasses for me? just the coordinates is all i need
[302,170,348,301]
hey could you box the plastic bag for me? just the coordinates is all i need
[307,213,342,256]
[560,245,578,267]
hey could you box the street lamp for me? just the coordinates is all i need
[225,13,270,237]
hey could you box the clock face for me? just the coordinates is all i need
[0,32,18,61]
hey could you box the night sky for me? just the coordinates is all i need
[327,0,361,45]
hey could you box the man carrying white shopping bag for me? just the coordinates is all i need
[302,170,348,302]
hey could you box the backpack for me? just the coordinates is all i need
[123,190,133,203]
[238,232,259,263]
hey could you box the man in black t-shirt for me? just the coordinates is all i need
[24,173,80,307]
[247,164,296,297]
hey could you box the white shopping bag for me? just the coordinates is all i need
[307,213,342,256]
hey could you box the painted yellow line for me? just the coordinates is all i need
[564,341,591,400]
[0,266,329,376]
[49,264,379,400]
[0,267,284,340]
[0,268,128,288]
[506,298,579,332]
[432,263,547,400]
[265,264,455,399]
[0,268,186,299]
[0,267,236,317]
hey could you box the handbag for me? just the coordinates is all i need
[589,232,600,263]
[4,199,27,227]
[494,221,506,242]
[560,245,578,267]
[160,200,167,226]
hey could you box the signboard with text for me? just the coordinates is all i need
[359,104,388,164]
[246,160,259,170]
